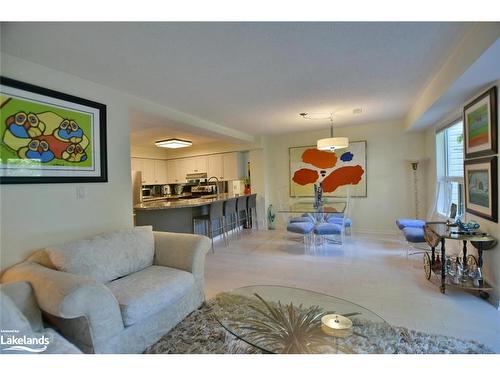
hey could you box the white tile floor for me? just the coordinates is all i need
[204,228,500,352]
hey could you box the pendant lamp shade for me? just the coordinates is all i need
[300,112,349,152]
[317,136,349,151]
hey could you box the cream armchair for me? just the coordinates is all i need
[1,228,210,354]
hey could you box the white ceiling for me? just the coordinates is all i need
[412,38,500,130]
[1,22,471,136]
[129,110,236,147]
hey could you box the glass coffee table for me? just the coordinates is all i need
[213,285,397,354]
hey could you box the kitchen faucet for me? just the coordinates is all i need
[207,176,220,195]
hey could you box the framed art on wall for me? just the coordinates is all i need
[463,86,497,159]
[464,156,498,223]
[0,77,107,184]
[289,141,367,197]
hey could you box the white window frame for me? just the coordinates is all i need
[434,119,464,218]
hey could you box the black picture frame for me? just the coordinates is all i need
[0,77,107,184]
[464,156,498,223]
[463,86,497,159]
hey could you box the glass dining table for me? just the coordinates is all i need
[277,200,348,245]
[277,200,347,218]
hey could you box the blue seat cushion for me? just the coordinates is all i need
[287,222,314,234]
[396,218,425,230]
[326,216,352,227]
[289,216,314,223]
[403,227,425,243]
[313,223,342,235]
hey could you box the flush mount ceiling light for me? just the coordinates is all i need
[299,112,349,152]
[155,138,192,149]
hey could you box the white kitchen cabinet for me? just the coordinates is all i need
[160,152,243,183]
[166,160,181,183]
[207,154,224,179]
[154,160,168,184]
[222,152,244,180]
[131,158,143,174]
[131,157,167,185]
[181,156,207,175]
[140,159,155,185]
[193,156,208,174]
[176,158,191,180]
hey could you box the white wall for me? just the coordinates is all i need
[261,121,427,234]
[424,81,500,305]
[0,54,134,270]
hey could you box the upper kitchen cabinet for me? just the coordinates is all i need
[207,154,224,180]
[222,152,245,180]
[154,160,168,184]
[131,157,167,185]
[187,156,208,174]
[166,159,182,183]
[131,158,155,184]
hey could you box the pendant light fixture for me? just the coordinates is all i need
[299,112,349,151]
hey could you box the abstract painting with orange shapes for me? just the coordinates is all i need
[289,141,366,197]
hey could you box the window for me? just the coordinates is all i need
[435,120,464,217]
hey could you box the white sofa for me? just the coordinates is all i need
[1,226,211,354]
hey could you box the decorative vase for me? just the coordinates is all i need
[267,204,276,230]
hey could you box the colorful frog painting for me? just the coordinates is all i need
[2,109,89,164]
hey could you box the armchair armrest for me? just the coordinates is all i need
[1,261,124,350]
[153,231,210,282]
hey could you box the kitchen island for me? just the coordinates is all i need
[134,193,252,234]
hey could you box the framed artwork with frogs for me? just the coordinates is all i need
[0,77,107,184]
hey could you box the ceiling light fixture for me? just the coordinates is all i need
[155,138,193,149]
[299,112,349,152]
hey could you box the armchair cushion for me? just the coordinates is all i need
[42,226,154,283]
[107,266,195,326]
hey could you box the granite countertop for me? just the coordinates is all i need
[134,193,250,211]
[142,193,192,202]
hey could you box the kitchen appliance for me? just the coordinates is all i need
[191,185,217,196]
[186,172,207,184]
[175,184,184,195]
[162,184,172,196]
[141,187,154,199]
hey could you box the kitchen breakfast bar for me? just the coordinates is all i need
[134,193,256,235]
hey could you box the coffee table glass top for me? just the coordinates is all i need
[213,285,397,354]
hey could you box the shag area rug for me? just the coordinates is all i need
[144,293,493,354]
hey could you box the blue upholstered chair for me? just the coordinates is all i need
[313,222,343,249]
[395,218,425,230]
[286,221,314,251]
[326,215,353,230]
[402,226,429,257]
[289,215,314,223]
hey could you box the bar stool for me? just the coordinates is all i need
[236,196,249,236]
[223,198,238,242]
[193,200,227,253]
[246,194,259,230]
